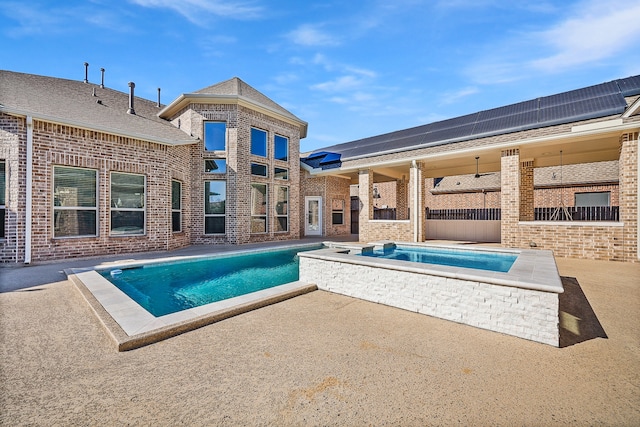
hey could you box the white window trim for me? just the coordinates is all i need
[172,180,182,233]
[110,171,146,236]
[275,185,289,233]
[53,165,99,239]
[204,180,226,235]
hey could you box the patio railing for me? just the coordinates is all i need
[534,206,619,221]
[426,208,501,220]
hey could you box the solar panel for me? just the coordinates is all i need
[616,75,640,96]
[472,110,539,135]
[301,75,640,167]
[538,94,626,123]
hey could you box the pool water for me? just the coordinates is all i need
[359,246,517,272]
[100,245,321,317]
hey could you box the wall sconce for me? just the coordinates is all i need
[475,156,480,178]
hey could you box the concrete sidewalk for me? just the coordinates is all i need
[1,246,638,425]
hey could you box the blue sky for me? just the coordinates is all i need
[2,0,639,152]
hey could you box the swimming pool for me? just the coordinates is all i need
[359,245,517,272]
[100,246,321,317]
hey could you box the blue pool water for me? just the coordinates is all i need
[359,246,517,272]
[100,245,321,317]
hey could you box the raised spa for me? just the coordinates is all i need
[299,242,563,346]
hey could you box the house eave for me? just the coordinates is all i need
[0,106,198,146]
[158,93,308,138]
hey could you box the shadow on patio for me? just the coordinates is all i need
[559,276,608,348]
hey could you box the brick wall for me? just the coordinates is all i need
[1,117,194,262]
[299,170,351,237]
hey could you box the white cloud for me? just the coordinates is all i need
[530,1,640,72]
[128,0,263,24]
[440,87,480,104]
[286,24,340,47]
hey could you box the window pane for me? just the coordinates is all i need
[274,167,288,180]
[205,159,227,173]
[251,163,268,177]
[54,167,96,208]
[205,216,225,234]
[332,212,344,225]
[171,180,181,210]
[275,186,288,215]
[0,161,5,205]
[274,135,288,161]
[575,192,610,207]
[251,184,267,215]
[111,211,144,235]
[275,217,288,232]
[54,210,97,237]
[251,217,267,233]
[111,173,144,209]
[204,122,226,151]
[205,181,226,214]
[251,128,267,157]
[172,211,181,232]
[0,208,4,238]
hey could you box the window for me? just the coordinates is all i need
[0,161,5,238]
[111,172,145,235]
[205,181,226,234]
[205,159,226,174]
[251,163,268,177]
[251,128,267,157]
[332,199,345,225]
[204,122,226,151]
[251,183,268,233]
[53,166,98,237]
[274,167,288,180]
[275,186,288,232]
[274,135,288,161]
[575,191,610,207]
[172,180,182,233]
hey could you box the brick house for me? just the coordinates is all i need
[1,69,639,263]
[301,76,640,262]
[1,70,306,263]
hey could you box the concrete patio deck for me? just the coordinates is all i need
[1,240,638,425]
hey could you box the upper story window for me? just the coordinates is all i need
[53,166,98,238]
[205,159,227,174]
[274,167,288,180]
[0,161,6,239]
[204,122,226,151]
[251,128,267,157]
[251,163,268,177]
[111,172,145,236]
[274,135,288,161]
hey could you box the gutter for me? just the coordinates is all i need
[25,116,33,264]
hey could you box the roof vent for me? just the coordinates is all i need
[100,68,105,88]
[92,87,97,97]
[83,62,89,83]
[127,82,136,115]
[157,87,161,108]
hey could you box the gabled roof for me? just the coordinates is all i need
[159,77,308,138]
[302,75,640,170]
[0,70,197,146]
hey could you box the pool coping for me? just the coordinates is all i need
[304,241,564,294]
[66,243,322,351]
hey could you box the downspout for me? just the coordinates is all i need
[412,160,418,242]
[25,116,33,264]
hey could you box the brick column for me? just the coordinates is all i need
[358,169,373,241]
[619,132,638,262]
[409,161,425,242]
[520,159,534,221]
[501,149,520,247]
[396,177,409,220]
